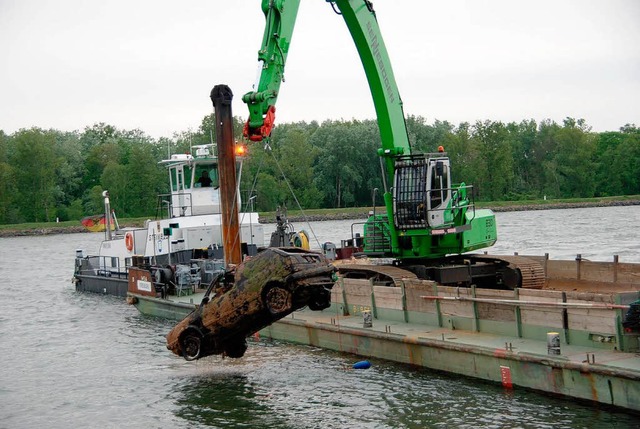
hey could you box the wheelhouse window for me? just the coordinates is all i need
[194,166,219,188]
[169,166,189,192]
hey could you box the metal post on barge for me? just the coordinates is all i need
[103,190,113,241]
[211,84,242,265]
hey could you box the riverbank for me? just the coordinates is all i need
[266,198,640,223]
[1,198,639,237]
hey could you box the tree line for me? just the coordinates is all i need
[0,116,638,224]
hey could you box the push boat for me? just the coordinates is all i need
[73,144,265,297]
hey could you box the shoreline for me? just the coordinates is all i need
[1,199,639,238]
[262,199,640,223]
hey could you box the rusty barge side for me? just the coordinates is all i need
[262,310,640,411]
[128,254,640,412]
[259,255,640,412]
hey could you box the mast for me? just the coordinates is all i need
[211,84,242,265]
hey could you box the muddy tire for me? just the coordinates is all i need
[264,284,293,315]
[308,289,330,311]
[224,339,248,358]
[180,330,203,361]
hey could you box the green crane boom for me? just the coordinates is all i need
[243,0,497,261]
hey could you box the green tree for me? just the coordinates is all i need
[10,128,58,222]
[443,122,483,196]
[553,118,596,198]
[125,144,166,216]
[406,116,454,153]
[101,162,128,217]
[0,131,18,223]
[534,120,562,198]
[52,131,85,220]
[595,131,625,196]
[506,119,539,199]
[253,172,282,212]
[610,125,640,195]
[311,120,363,208]
[472,120,514,201]
[269,122,322,209]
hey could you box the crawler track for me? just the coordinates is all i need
[473,254,546,289]
[336,264,417,286]
[336,254,546,290]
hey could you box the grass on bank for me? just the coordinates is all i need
[1,195,638,233]
[262,195,640,221]
[479,194,640,209]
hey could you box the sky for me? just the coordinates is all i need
[1,0,639,139]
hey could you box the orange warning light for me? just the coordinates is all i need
[235,144,247,157]
[438,145,445,152]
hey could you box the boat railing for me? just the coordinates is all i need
[76,255,128,279]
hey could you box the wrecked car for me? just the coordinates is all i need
[166,247,337,361]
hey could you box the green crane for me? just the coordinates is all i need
[242,0,497,264]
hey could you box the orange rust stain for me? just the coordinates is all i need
[405,342,421,366]
[586,372,599,401]
[494,349,507,358]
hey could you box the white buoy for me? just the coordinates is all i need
[363,309,372,328]
[547,332,561,355]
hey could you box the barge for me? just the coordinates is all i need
[127,252,640,412]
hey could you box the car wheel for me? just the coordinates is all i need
[308,289,331,311]
[264,284,293,315]
[224,339,248,358]
[180,330,202,361]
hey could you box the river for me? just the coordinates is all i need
[294,205,640,262]
[0,206,638,428]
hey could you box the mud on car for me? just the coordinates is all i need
[166,247,337,361]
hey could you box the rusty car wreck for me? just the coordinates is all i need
[166,247,337,361]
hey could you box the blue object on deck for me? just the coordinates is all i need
[353,360,371,369]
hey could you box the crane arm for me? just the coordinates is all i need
[333,0,410,156]
[242,0,411,252]
[242,0,300,142]
[242,0,411,160]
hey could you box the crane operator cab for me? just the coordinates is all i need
[393,153,454,230]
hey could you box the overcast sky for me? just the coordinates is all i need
[1,0,638,139]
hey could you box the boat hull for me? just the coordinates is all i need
[130,294,197,321]
[75,274,129,297]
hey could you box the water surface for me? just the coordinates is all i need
[1,206,639,428]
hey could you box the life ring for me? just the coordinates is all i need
[125,232,134,252]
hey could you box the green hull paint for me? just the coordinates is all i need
[131,294,196,321]
[261,310,640,412]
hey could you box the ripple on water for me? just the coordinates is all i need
[1,212,640,428]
